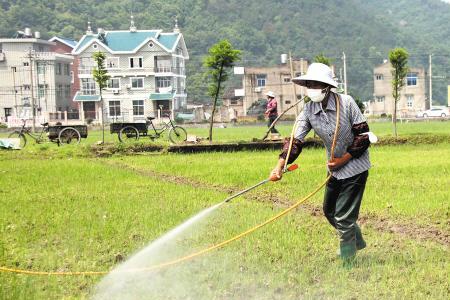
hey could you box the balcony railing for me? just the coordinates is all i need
[78,66,96,75]
[78,66,186,75]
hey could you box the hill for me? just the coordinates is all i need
[0,0,449,104]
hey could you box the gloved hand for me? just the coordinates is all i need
[269,159,286,181]
[327,153,352,170]
[269,167,283,181]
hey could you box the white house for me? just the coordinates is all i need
[71,18,189,123]
[0,28,73,123]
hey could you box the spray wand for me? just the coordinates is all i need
[223,164,298,203]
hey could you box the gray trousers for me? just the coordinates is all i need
[323,170,368,257]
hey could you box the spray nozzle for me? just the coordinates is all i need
[284,164,298,173]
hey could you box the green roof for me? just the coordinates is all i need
[74,35,95,52]
[104,31,159,51]
[149,92,174,101]
[158,34,179,50]
[74,93,101,102]
[73,31,180,53]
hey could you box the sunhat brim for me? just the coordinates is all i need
[292,74,338,88]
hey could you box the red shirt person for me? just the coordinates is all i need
[265,91,279,133]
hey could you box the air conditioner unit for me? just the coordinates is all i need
[254,87,262,93]
[112,89,120,95]
[0,53,5,61]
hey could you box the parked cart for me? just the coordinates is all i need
[8,120,88,148]
[110,117,187,144]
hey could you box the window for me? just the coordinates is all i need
[23,84,30,91]
[129,57,143,68]
[64,64,70,76]
[406,73,418,86]
[11,67,17,72]
[81,78,96,95]
[93,44,98,49]
[406,95,414,107]
[109,101,121,117]
[256,74,266,87]
[23,62,29,67]
[106,57,119,69]
[284,77,291,83]
[285,100,291,104]
[38,84,45,98]
[56,84,63,97]
[107,78,120,89]
[70,71,74,84]
[133,100,144,116]
[375,74,384,80]
[37,63,45,75]
[156,58,172,72]
[65,85,71,97]
[376,96,385,103]
[56,63,62,75]
[4,108,12,120]
[130,77,144,89]
[156,77,171,88]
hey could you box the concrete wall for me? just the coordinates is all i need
[241,60,308,116]
[371,62,427,117]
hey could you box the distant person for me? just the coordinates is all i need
[269,63,376,262]
[265,91,279,133]
[228,106,237,124]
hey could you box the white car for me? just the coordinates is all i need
[416,108,448,118]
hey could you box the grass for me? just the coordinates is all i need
[112,143,450,228]
[0,121,449,299]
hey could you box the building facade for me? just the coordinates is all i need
[370,61,427,117]
[235,59,309,117]
[49,36,79,107]
[71,20,189,123]
[0,29,73,122]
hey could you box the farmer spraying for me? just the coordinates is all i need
[265,91,279,134]
[270,63,374,261]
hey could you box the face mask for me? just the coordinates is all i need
[307,88,327,103]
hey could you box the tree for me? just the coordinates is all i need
[204,40,241,142]
[92,51,110,144]
[389,48,409,138]
[314,53,332,66]
[349,93,365,113]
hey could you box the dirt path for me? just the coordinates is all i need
[101,160,449,247]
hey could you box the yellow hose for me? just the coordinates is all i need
[0,94,341,276]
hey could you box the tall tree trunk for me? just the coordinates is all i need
[393,98,397,138]
[100,88,105,144]
[208,63,224,143]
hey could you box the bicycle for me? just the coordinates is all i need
[8,119,87,148]
[111,116,187,144]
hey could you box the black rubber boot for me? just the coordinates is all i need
[355,225,366,250]
[340,241,357,268]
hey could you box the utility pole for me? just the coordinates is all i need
[28,49,36,132]
[429,54,432,109]
[12,68,18,116]
[289,51,298,115]
[342,52,348,95]
[299,57,304,110]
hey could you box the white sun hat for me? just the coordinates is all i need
[265,91,276,98]
[292,63,338,88]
